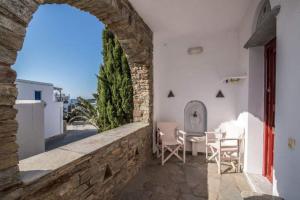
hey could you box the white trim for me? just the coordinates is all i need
[16,79,53,87]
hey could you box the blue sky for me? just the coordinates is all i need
[13,4,104,99]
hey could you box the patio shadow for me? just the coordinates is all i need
[118,154,208,200]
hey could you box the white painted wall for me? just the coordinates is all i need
[237,0,265,175]
[16,80,63,138]
[44,102,63,138]
[154,30,244,132]
[15,100,45,160]
[150,1,300,197]
[237,0,300,198]
[273,1,300,198]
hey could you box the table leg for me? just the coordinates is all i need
[192,142,198,156]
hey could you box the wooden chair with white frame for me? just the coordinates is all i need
[156,122,187,165]
[205,121,245,174]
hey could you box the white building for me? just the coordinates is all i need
[16,79,64,139]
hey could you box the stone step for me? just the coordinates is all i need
[241,191,284,200]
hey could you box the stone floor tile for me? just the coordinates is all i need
[118,155,253,200]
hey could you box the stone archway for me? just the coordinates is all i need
[0,0,152,191]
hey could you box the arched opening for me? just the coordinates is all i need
[13,4,104,158]
[0,0,152,191]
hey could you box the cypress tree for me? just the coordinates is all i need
[73,27,133,132]
[98,27,133,131]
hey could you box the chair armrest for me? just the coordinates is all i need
[220,138,243,142]
[205,131,219,134]
[157,130,165,142]
[178,130,187,135]
[177,130,186,143]
[219,138,242,141]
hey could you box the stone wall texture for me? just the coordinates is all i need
[2,124,152,200]
[0,0,153,197]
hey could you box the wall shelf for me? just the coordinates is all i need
[221,75,247,84]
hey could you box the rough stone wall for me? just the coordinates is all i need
[3,125,151,200]
[0,0,153,195]
[131,63,153,123]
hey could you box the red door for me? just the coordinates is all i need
[263,38,276,182]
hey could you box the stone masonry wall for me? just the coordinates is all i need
[0,0,153,195]
[2,123,151,200]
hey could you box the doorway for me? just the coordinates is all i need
[263,38,276,182]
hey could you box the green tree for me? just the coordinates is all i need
[73,27,133,132]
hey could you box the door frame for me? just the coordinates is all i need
[263,38,276,182]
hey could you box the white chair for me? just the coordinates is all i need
[205,121,244,174]
[156,122,186,165]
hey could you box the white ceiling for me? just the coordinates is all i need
[129,0,252,38]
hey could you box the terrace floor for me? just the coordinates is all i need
[118,154,252,200]
[45,125,97,151]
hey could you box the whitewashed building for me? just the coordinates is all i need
[16,79,64,139]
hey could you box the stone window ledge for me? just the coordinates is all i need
[18,122,149,185]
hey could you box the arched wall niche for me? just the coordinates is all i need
[0,0,153,190]
[184,100,207,134]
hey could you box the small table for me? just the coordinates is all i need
[189,136,206,156]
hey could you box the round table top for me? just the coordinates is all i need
[189,136,205,143]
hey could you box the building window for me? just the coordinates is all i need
[35,91,42,100]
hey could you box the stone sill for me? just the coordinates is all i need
[18,122,149,185]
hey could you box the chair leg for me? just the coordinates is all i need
[231,161,236,172]
[208,146,218,161]
[183,145,186,163]
[156,145,161,158]
[238,153,241,173]
[218,148,221,174]
[238,143,241,173]
[165,145,181,161]
[206,145,208,160]
[161,145,164,166]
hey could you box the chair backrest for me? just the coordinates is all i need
[157,122,178,143]
[224,121,244,139]
[216,120,245,139]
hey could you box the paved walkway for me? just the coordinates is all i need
[45,128,97,151]
[118,154,252,200]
